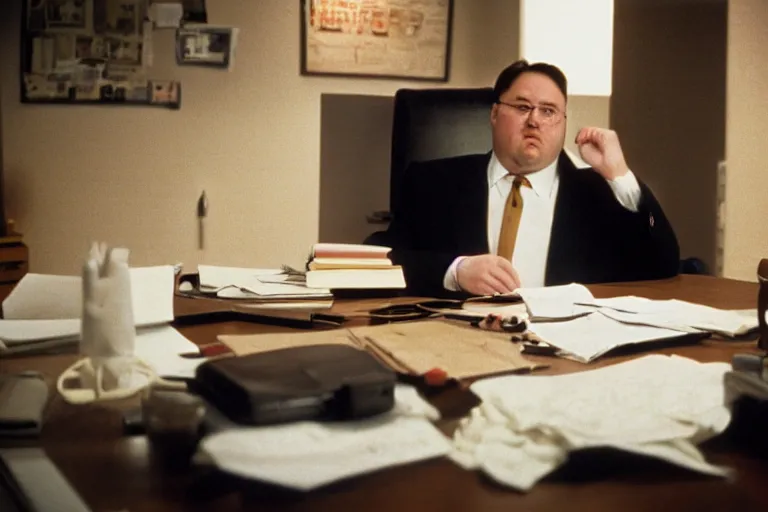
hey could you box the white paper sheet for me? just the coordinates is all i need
[591,296,757,337]
[200,385,448,490]
[516,283,595,319]
[133,325,204,379]
[450,355,731,491]
[527,311,689,363]
[198,265,331,298]
[0,320,201,378]
[2,266,175,327]
[149,2,184,28]
[0,319,80,345]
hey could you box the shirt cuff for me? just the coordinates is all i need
[443,256,466,291]
[607,170,641,212]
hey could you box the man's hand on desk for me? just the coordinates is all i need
[456,255,521,295]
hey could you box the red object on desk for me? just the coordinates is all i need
[424,367,449,387]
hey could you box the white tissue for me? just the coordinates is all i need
[57,244,157,404]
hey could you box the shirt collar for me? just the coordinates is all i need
[488,151,559,198]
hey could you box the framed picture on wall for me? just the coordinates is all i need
[300,0,453,82]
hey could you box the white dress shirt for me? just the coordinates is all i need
[443,152,642,291]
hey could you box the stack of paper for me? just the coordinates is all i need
[196,265,333,301]
[0,268,203,379]
[199,384,450,491]
[450,355,732,491]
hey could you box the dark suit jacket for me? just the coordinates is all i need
[383,151,680,297]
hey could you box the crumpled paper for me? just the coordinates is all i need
[199,384,449,490]
[449,355,733,491]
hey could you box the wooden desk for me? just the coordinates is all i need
[1,275,767,511]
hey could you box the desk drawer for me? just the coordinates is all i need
[0,245,28,263]
[0,244,29,288]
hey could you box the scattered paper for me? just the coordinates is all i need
[200,384,448,491]
[2,267,175,327]
[2,274,80,320]
[198,265,332,299]
[527,311,690,363]
[450,355,732,491]
[0,319,80,345]
[149,2,184,28]
[516,283,595,320]
[134,325,204,379]
[590,297,757,337]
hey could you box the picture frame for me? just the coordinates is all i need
[176,26,238,70]
[300,0,453,82]
[20,0,181,109]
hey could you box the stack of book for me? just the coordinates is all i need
[305,243,406,290]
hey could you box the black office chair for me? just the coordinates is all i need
[364,87,496,245]
[679,257,709,275]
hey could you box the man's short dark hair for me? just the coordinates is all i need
[493,60,568,102]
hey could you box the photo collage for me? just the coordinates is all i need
[22,0,181,107]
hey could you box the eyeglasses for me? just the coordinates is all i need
[496,101,566,126]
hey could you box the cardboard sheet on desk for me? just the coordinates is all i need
[218,320,542,380]
[218,330,359,357]
[349,320,543,379]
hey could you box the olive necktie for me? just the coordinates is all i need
[497,176,531,261]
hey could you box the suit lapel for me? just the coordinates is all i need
[455,153,491,253]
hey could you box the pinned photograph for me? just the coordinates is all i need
[55,34,77,61]
[75,36,110,60]
[46,0,87,29]
[149,80,181,106]
[176,26,238,69]
[94,0,144,36]
[107,38,142,66]
[24,74,69,100]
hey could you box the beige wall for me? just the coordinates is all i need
[0,0,520,275]
[610,0,727,273]
[723,0,768,280]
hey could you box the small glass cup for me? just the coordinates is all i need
[142,386,205,470]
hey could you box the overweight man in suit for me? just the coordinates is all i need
[385,60,680,297]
